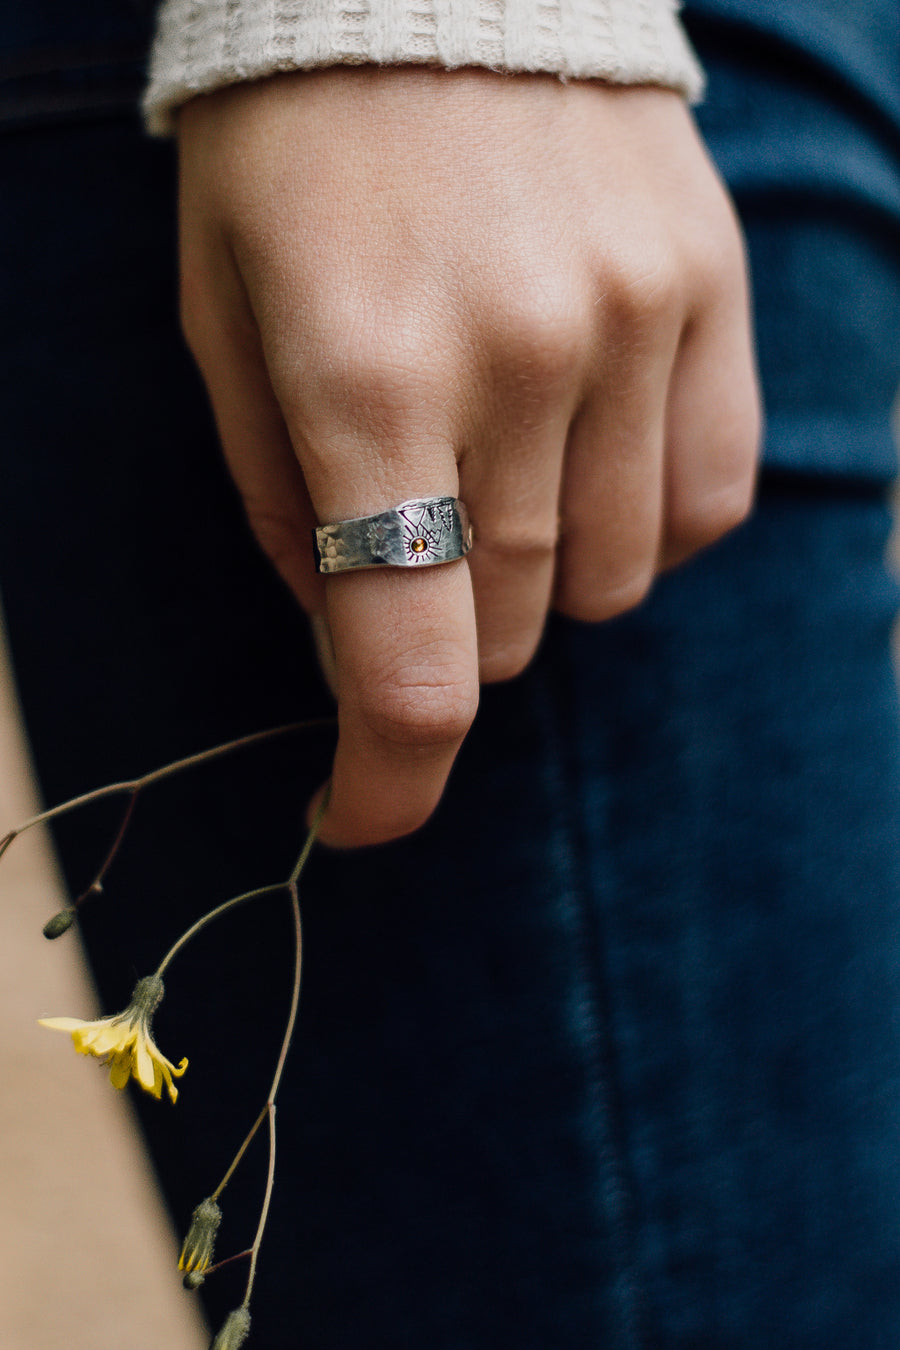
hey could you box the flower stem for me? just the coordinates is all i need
[270,844,309,1103]
[154,885,287,979]
[243,1104,277,1309]
[71,789,138,911]
[0,718,334,862]
[191,790,328,1296]
[212,1106,268,1203]
[202,1248,254,1279]
[289,796,327,887]
[177,788,328,1215]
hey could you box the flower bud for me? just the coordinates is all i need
[43,908,76,939]
[183,1269,206,1291]
[179,1197,222,1274]
[210,1307,251,1350]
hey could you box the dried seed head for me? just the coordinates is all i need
[43,909,76,939]
[210,1307,251,1350]
[179,1197,223,1275]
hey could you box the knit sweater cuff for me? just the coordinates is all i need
[144,0,704,134]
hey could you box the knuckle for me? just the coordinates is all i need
[711,470,756,534]
[495,275,588,386]
[480,639,540,685]
[599,568,656,618]
[688,206,747,296]
[605,248,683,332]
[668,390,761,554]
[558,567,655,624]
[671,473,756,553]
[355,673,478,750]
[479,522,559,559]
[283,312,453,442]
[345,372,430,437]
[342,326,425,403]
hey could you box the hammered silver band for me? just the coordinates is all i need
[313,496,473,575]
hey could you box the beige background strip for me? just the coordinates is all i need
[0,605,208,1350]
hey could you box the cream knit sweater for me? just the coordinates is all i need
[144,0,703,133]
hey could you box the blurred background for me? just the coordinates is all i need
[0,602,208,1350]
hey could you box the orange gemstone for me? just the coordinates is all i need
[411,538,427,553]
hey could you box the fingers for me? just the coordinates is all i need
[554,287,681,623]
[460,315,579,682]
[186,273,481,847]
[176,72,763,850]
[250,253,582,692]
[180,256,326,616]
[277,373,482,845]
[298,443,481,848]
[276,388,481,845]
[661,250,761,568]
[556,222,760,619]
[463,485,559,684]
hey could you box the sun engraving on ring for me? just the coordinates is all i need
[399,499,457,563]
[405,533,435,562]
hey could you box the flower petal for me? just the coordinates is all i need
[38,1016,92,1032]
[164,1054,188,1102]
[134,1031,160,1096]
[74,1020,132,1057]
[108,1047,134,1091]
[158,1059,178,1103]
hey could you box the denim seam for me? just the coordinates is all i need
[533,656,645,1350]
[684,11,900,164]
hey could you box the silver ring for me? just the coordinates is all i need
[313,496,473,575]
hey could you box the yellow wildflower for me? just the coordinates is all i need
[39,974,188,1102]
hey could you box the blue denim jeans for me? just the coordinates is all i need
[2,3,900,1346]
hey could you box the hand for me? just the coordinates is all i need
[177,66,760,847]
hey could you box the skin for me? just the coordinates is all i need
[178,66,761,848]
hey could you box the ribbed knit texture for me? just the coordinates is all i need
[144,0,704,133]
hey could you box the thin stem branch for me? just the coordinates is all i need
[289,805,326,888]
[0,717,334,855]
[270,872,305,1102]
[169,796,326,1298]
[243,1104,277,1309]
[72,790,138,910]
[202,1248,254,1279]
[194,797,325,1307]
[155,884,286,978]
[239,800,324,1305]
[212,1106,269,1203]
